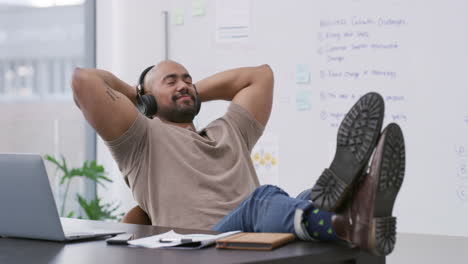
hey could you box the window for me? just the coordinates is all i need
[0,0,95,217]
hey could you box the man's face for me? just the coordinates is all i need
[146,61,198,123]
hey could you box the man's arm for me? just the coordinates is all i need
[72,68,138,141]
[195,65,274,126]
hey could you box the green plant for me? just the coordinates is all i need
[45,154,124,221]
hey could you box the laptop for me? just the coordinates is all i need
[0,153,124,241]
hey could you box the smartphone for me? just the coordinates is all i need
[106,233,134,245]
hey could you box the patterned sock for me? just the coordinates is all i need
[303,207,339,241]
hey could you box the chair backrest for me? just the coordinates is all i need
[122,205,152,225]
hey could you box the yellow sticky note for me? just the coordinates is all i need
[271,158,277,166]
[253,153,260,161]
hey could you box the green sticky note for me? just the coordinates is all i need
[327,228,333,234]
[313,232,319,237]
[313,209,319,214]
[296,89,312,111]
[171,8,184,25]
[192,0,205,16]
[296,64,311,84]
[318,219,324,226]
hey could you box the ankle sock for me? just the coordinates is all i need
[303,207,339,241]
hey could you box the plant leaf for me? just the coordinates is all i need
[46,154,123,222]
[76,194,122,221]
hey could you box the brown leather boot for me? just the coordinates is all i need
[311,92,385,212]
[332,123,405,256]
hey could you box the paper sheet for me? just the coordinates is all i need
[215,0,250,43]
[128,230,240,249]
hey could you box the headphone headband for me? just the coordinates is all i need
[137,65,155,95]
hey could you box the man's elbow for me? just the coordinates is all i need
[258,64,274,87]
[72,68,92,95]
[260,64,273,74]
[72,68,97,109]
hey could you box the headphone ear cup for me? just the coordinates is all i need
[195,94,201,115]
[137,94,158,118]
[193,86,201,115]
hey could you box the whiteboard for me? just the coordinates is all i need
[168,0,468,237]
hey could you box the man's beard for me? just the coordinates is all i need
[158,93,198,123]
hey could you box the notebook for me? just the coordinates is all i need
[216,232,295,250]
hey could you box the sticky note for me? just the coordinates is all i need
[171,8,184,25]
[192,0,205,16]
[295,64,311,84]
[296,90,312,111]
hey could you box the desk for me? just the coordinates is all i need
[0,218,383,264]
[388,232,468,264]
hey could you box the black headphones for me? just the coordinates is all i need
[136,65,201,119]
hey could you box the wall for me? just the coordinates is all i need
[96,0,468,237]
[96,0,169,214]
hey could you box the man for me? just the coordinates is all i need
[72,61,405,256]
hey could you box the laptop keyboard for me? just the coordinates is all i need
[61,222,123,239]
[64,231,95,237]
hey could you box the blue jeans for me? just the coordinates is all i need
[212,185,314,234]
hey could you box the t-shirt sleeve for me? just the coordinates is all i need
[104,113,149,186]
[225,103,265,151]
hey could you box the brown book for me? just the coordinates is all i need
[216,232,295,251]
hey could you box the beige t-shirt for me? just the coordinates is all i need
[105,103,264,230]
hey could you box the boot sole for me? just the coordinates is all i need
[310,92,385,212]
[369,123,405,256]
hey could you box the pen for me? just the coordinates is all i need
[159,238,194,243]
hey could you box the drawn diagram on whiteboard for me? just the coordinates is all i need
[454,144,468,202]
[251,133,279,186]
[456,184,468,202]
